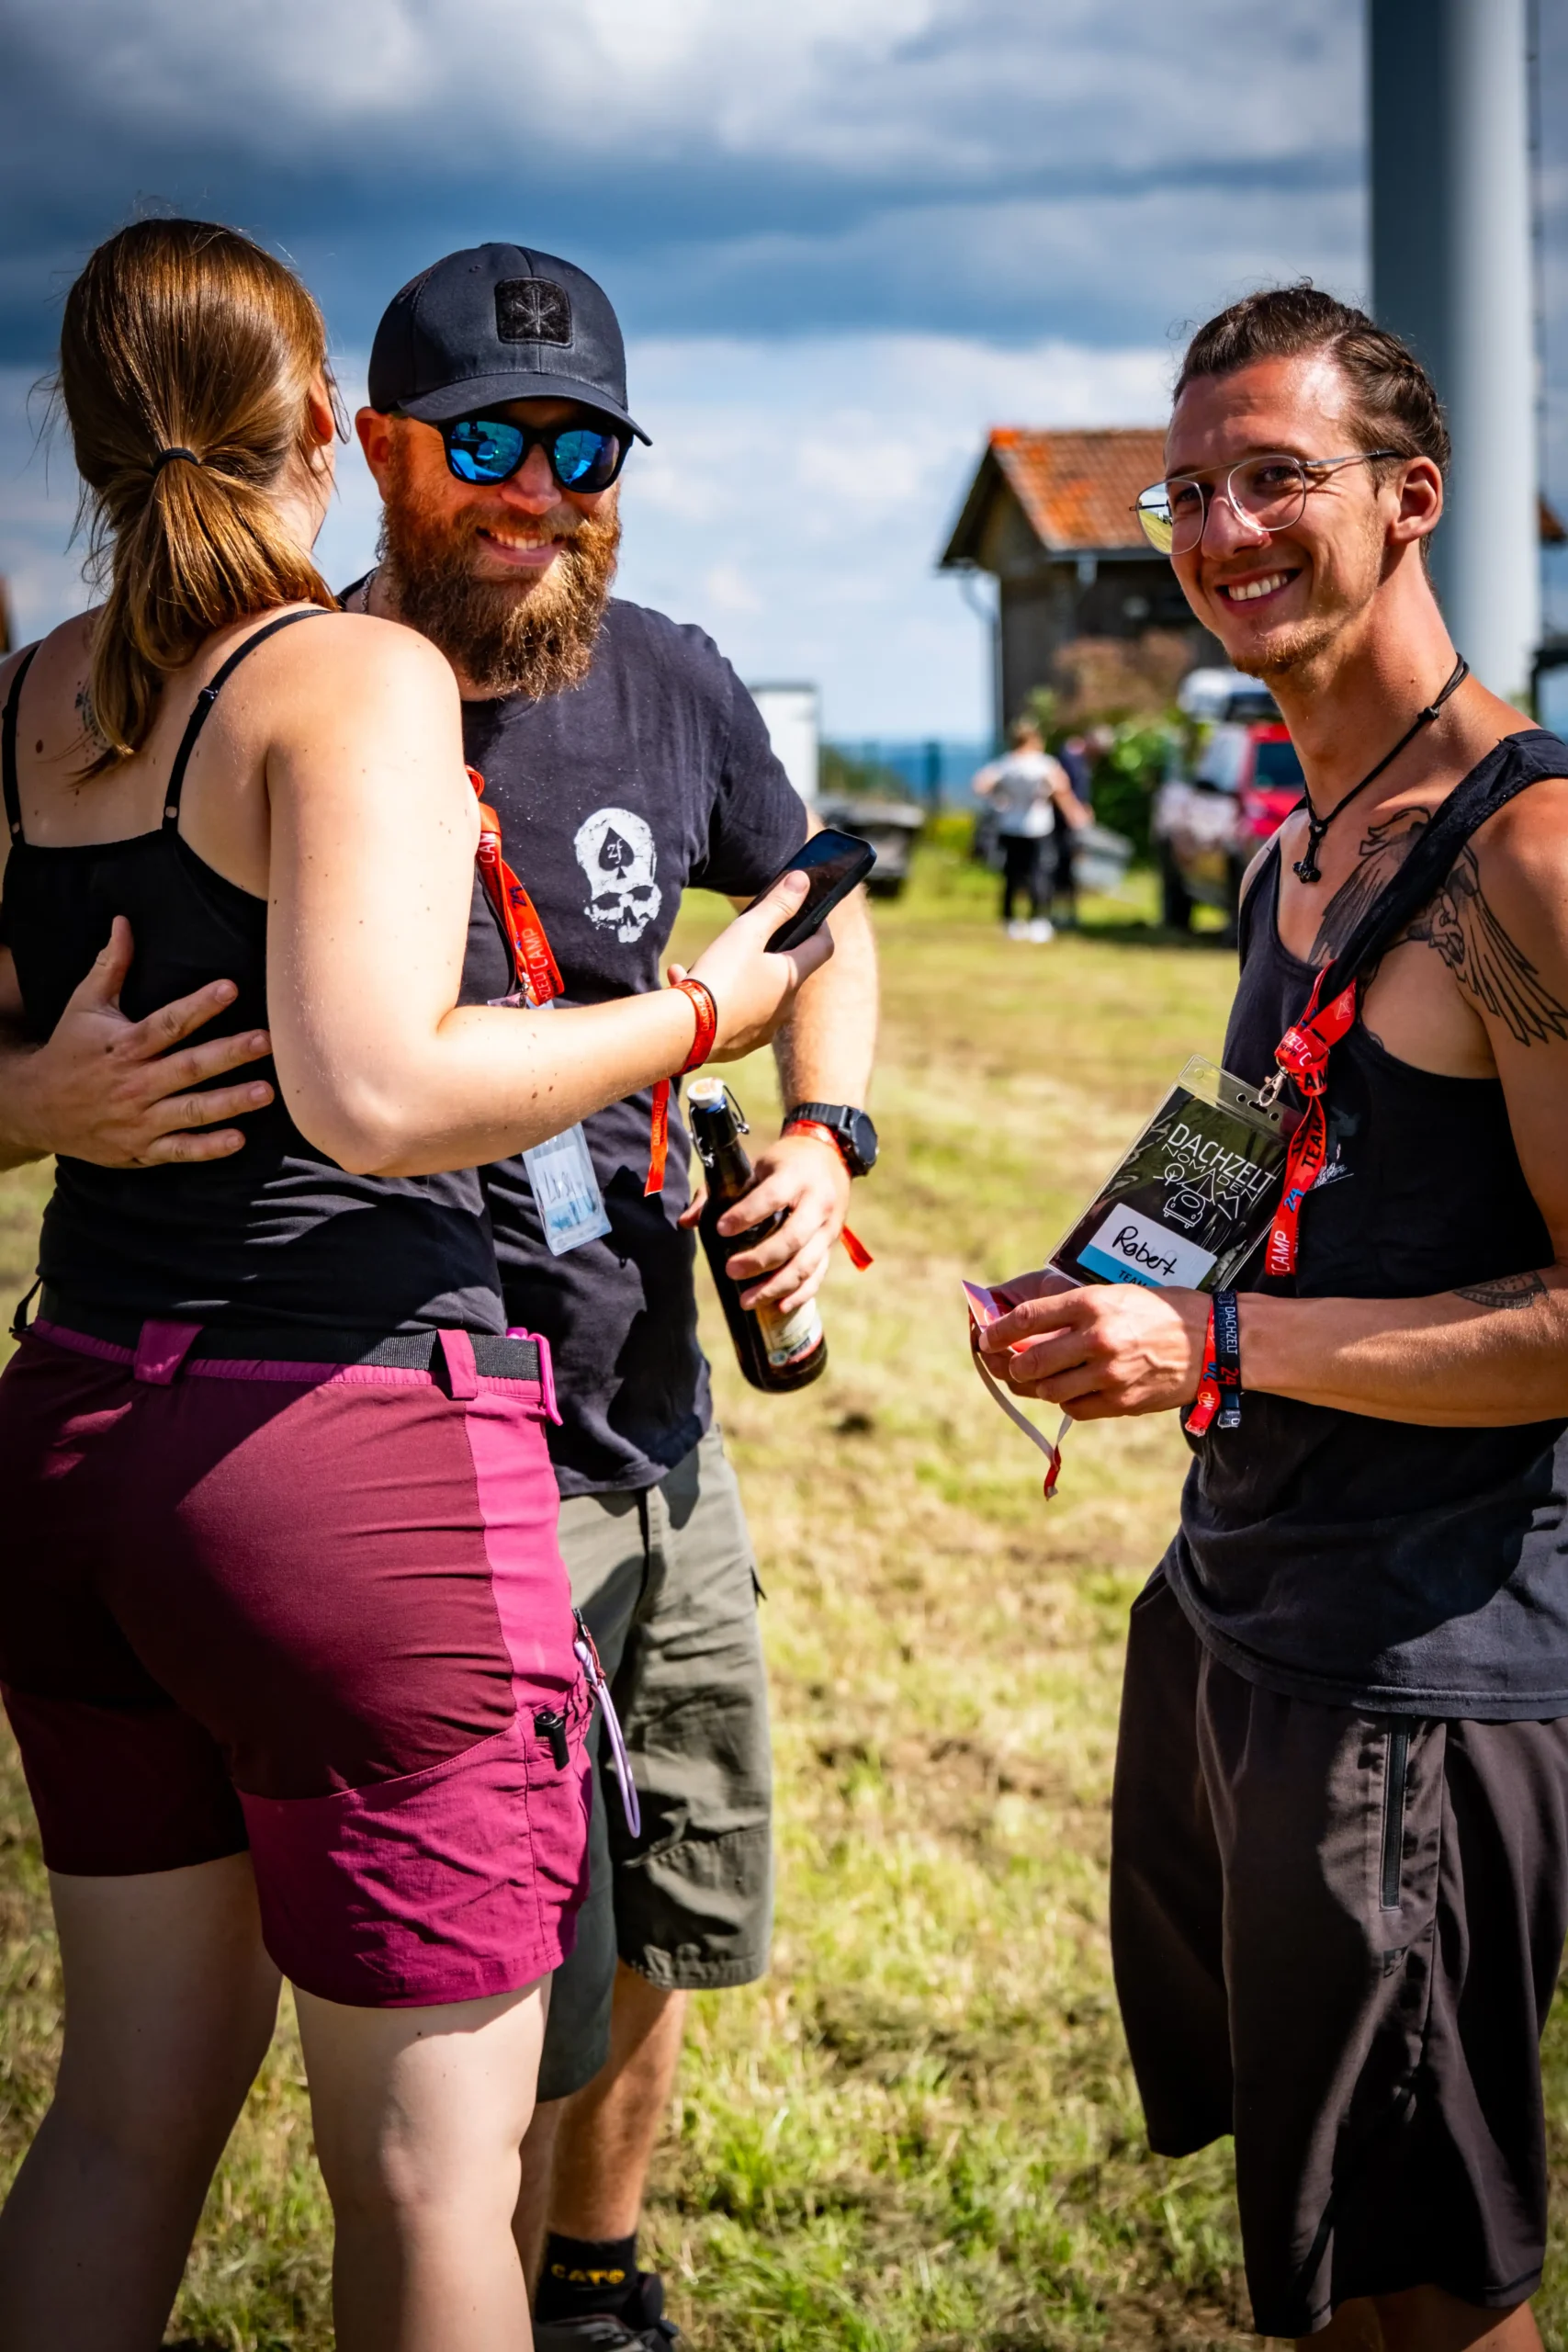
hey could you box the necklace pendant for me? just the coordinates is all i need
[1293,816,1326,887]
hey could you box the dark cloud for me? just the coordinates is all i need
[0,0,1367,358]
[1,0,1562,656]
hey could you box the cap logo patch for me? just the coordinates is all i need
[495,278,572,346]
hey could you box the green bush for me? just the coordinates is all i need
[1089,719,1177,859]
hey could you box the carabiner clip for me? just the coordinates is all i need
[573,1610,641,1839]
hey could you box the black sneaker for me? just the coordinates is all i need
[533,2270,680,2349]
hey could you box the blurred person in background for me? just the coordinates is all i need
[981,288,1568,2351]
[1056,732,1094,806]
[1048,731,1096,929]
[0,237,880,2352]
[972,718,1087,941]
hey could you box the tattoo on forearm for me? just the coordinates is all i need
[1454,1271,1549,1311]
[1310,809,1568,1047]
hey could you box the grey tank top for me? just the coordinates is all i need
[1162,729,1568,1719]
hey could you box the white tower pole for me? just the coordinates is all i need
[1370,0,1540,704]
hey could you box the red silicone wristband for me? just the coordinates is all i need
[783,1115,850,1170]
[672,975,717,1072]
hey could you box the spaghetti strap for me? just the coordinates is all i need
[162,606,329,829]
[1235,832,1282,965]
[3,646,41,847]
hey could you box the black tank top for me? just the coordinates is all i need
[1,611,514,1336]
[1163,729,1568,1719]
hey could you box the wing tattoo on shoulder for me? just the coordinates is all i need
[1309,809,1431,964]
[1404,846,1568,1047]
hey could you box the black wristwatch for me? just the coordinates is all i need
[784,1102,879,1178]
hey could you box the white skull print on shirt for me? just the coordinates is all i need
[574,807,663,944]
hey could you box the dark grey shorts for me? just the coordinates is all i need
[1111,1570,1568,2339]
[537,1427,773,2103]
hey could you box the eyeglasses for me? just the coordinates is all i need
[1134,449,1404,557]
[434,412,629,493]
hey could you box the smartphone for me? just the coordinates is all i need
[761,828,876,952]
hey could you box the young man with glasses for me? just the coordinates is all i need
[981,286,1568,2349]
[0,243,879,2351]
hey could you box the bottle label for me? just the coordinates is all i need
[756,1295,823,1368]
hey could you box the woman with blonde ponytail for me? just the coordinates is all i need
[62,218,343,770]
[0,219,825,2352]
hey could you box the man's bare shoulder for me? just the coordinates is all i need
[1412,767,1568,1054]
[1467,764,1568,919]
[1473,763,1568,861]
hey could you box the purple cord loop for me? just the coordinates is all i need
[573,1610,640,1838]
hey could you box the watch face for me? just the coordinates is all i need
[846,1109,879,1173]
[791,1103,878,1174]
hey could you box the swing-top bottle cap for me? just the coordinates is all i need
[686,1077,728,1108]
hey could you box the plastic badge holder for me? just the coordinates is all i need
[964,1057,1297,1498]
[1049,1055,1296,1295]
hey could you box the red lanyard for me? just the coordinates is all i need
[645,978,716,1196]
[469,770,563,1007]
[1262,968,1359,1278]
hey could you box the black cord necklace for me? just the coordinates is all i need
[1292,652,1471,884]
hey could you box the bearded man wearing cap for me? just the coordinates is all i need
[0,243,879,2351]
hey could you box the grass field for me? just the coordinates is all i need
[4,839,1568,2349]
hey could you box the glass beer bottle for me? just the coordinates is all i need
[686,1077,827,1393]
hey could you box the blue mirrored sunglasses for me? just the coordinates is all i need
[436,413,628,492]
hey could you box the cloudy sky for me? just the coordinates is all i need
[2,0,1563,736]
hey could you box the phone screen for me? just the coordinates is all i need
[762,828,876,952]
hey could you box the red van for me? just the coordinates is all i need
[1153,718,1303,931]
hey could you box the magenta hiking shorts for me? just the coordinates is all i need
[0,1314,591,2010]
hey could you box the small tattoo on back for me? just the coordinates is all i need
[74,683,106,751]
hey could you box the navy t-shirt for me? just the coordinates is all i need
[459,599,807,1494]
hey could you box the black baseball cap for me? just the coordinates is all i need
[367,243,649,444]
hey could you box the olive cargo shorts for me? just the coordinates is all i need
[537,1426,773,2102]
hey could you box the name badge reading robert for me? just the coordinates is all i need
[1078,1207,1217,1289]
[1050,1057,1295,1295]
[523,1125,613,1258]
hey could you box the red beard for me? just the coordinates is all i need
[378,442,620,697]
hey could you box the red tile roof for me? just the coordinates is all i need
[987,426,1165,553]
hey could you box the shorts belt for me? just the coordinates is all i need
[30,1286,542,1385]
